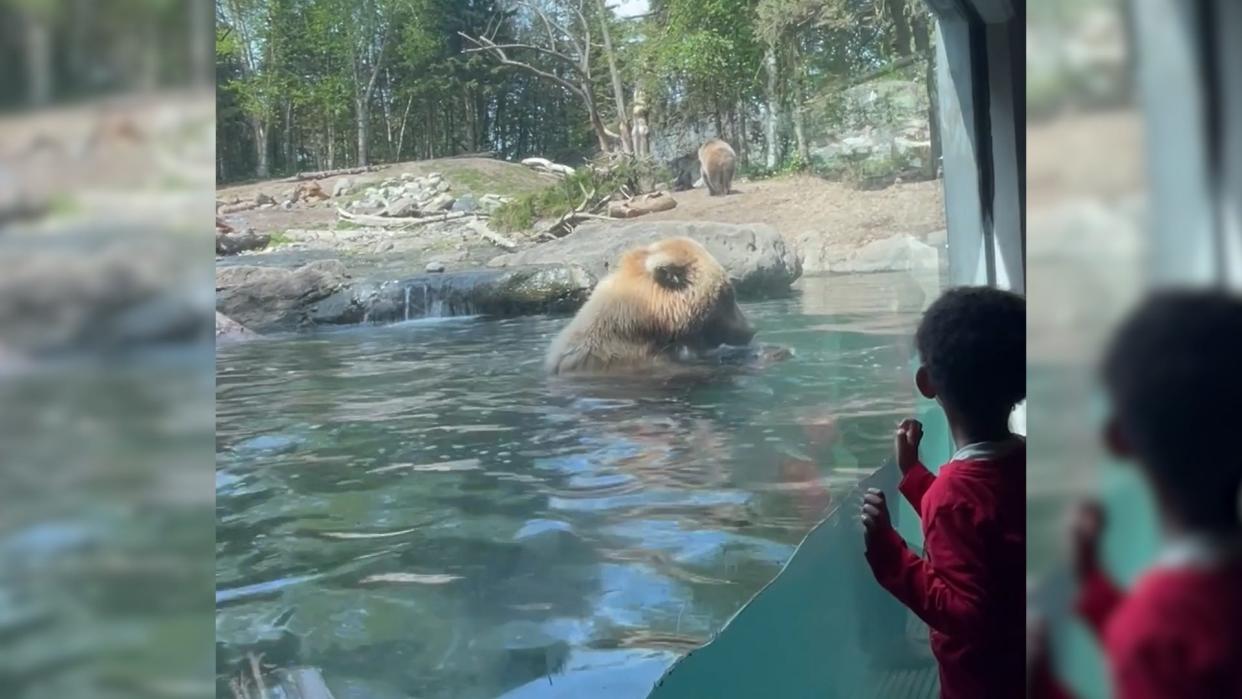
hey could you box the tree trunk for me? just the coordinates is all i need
[24,12,53,106]
[885,0,914,56]
[631,88,650,159]
[596,0,632,154]
[583,87,612,153]
[738,104,749,167]
[283,101,294,174]
[764,45,779,169]
[327,118,335,171]
[253,118,270,179]
[925,49,942,179]
[356,96,370,166]
[395,94,414,162]
[792,55,810,166]
[190,0,213,85]
[382,71,395,160]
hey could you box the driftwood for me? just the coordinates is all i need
[608,190,677,219]
[337,208,475,227]
[219,201,259,214]
[520,157,575,178]
[281,165,379,183]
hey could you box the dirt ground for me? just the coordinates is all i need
[217,157,946,258]
[644,175,945,249]
[215,157,558,235]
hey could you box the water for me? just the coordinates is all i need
[215,272,940,699]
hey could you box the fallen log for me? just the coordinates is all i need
[219,201,259,214]
[336,208,476,227]
[607,190,677,218]
[465,219,518,251]
[281,165,379,183]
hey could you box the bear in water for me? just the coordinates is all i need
[545,237,756,375]
[698,139,736,196]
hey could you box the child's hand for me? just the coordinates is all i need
[1070,500,1105,579]
[860,488,892,544]
[894,419,923,474]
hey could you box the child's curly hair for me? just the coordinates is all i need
[916,286,1026,423]
[1102,289,1242,528]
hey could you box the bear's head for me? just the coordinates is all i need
[545,237,756,375]
[615,237,755,351]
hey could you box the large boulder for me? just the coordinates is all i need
[215,259,350,332]
[799,233,933,274]
[488,221,801,298]
[309,264,596,325]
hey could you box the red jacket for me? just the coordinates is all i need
[1070,559,1242,698]
[864,449,1026,698]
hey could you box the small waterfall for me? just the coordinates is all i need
[404,286,411,321]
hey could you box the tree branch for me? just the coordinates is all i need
[459,32,587,98]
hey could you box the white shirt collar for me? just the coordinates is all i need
[951,435,1025,462]
[1153,532,1242,570]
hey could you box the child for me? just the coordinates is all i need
[1034,290,1242,698]
[859,286,1026,698]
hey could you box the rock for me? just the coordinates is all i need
[310,264,596,325]
[216,229,270,256]
[435,179,451,193]
[373,240,395,254]
[424,192,455,212]
[488,221,801,299]
[216,259,351,332]
[281,200,294,210]
[830,234,940,274]
[332,178,353,197]
[400,173,416,181]
[607,191,677,219]
[216,312,256,343]
[0,235,211,355]
[451,194,478,213]
[425,261,446,273]
[255,192,276,206]
[383,197,420,218]
[478,194,505,214]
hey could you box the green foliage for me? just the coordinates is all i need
[266,230,295,247]
[491,156,665,233]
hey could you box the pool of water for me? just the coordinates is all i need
[215,272,940,699]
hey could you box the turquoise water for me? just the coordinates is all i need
[215,273,939,699]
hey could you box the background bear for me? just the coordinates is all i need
[698,139,736,196]
[545,237,755,375]
[668,151,700,191]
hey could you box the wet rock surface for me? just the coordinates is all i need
[488,220,802,299]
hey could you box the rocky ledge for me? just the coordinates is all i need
[488,220,802,299]
[216,260,595,333]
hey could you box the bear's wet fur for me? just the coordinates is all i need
[545,237,755,375]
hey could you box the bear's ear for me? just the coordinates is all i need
[646,251,694,290]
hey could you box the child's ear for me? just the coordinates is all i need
[1103,416,1133,459]
[915,366,936,400]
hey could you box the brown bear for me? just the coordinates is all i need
[545,237,755,375]
[698,139,736,196]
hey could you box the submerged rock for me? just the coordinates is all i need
[488,220,801,299]
[215,312,256,343]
